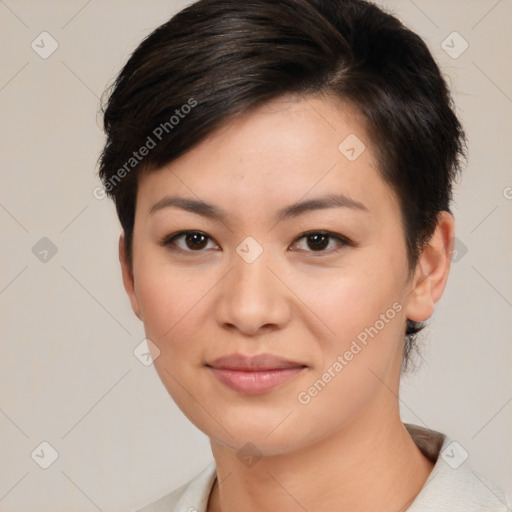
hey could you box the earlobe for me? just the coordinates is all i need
[119,234,143,321]
[405,211,455,323]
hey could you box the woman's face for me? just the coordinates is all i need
[122,94,427,455]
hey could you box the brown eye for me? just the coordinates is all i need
[306,233,330,251]
[183,232,208,250]
[293,231,350,254]
[162,231,218,252]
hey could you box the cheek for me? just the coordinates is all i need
[292,259,404,340]
[294,258,407,392]
[134,267,208,410]
[135,262,208,342]
[291,273,406,436]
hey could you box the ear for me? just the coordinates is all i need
[119,234,142,321]
[405,211,455,323]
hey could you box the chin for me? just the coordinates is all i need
[206,410,318,455]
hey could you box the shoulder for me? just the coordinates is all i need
[409,463,510,512]
[405,424,510,512]
[134,481,188,512]
[134,461,217,512]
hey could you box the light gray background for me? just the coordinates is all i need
[1,1,511,511]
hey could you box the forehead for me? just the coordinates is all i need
[137,94,400,222]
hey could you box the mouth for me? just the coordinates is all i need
[205,353,307,395]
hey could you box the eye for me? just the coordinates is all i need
[161,230,351,255]
[291,230,351,254]
[161,231,219,252]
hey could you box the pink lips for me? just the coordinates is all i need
[206,353,307,395]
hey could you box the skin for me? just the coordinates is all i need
[120,94,455,511]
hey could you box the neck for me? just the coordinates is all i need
[207,398,434,512]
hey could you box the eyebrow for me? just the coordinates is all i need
[149,193,368,222]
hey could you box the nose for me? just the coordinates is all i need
[215,245,291,336]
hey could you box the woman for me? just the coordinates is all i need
[97,0,509,510]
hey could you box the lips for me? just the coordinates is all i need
[206,353,307,394]
[206,353,306,371]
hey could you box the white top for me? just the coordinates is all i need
[135,424,511,512]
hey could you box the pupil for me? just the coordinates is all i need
[309,234,328,251]
[187,233,207,250]
[183,233,330,251]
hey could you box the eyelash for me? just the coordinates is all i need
[160,230,352,256]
